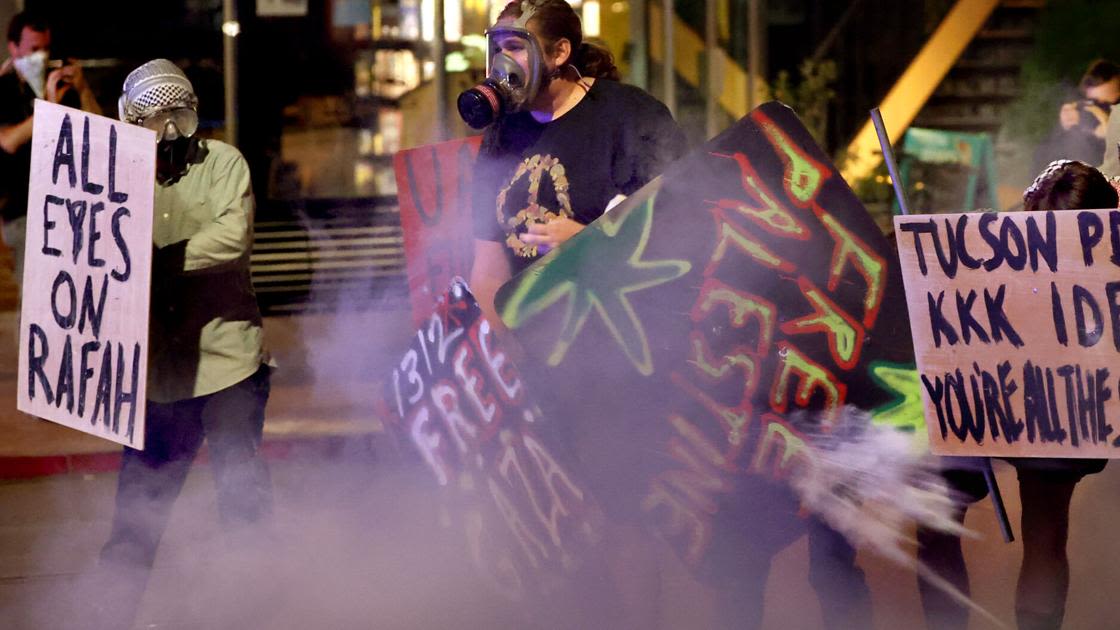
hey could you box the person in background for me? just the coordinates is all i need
[917,160,1113,630]
[1033,59,1120,176]
[90,58,273,628]
[1094,61,1120,177]
[0,9,101,286]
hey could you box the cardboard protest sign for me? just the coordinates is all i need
[383,278,602,600]
[393,136,483,326]
[492,102,917,577]
[17,101,155,449]
[896,209,1120,458]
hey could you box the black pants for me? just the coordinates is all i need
[101,365,273,570]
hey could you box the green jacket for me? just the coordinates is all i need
[148,138,268,403]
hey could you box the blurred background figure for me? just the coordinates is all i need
[1032,59,1120,174]
[0,9,100,288]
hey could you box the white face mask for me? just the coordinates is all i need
[13,50,47,99]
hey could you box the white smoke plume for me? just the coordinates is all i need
[788,405,1008,629]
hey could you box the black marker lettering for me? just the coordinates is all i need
[80,117,103,195]
[1052,281,1069,346]
[87,201,105,268]
[41,195,63,257]
[107,126,128,203]
[65,199,86,264]
[27,323,53,403]
[928,291,959,347]
[984,285,1023,347]
[1026,212,1057,272]
[51,114,76,188]
[1073,285,1103,347]
[50,270,76,329]
[110,207,131,282]
[1078,211,1104,266]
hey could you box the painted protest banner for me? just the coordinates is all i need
[384,278,602,600]
[896,209,1120,458]
[393,136,483,326]
[18,101,155,449]
[493,102,917,578]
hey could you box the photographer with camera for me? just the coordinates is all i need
[1033,59,1120,176]
[0,10,101,287]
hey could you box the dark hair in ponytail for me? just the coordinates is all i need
[572,41,620,80]
[497,0,620,80]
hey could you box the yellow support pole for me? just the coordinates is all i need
[840,0,999,185]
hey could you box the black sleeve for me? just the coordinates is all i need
[0,78,30,126]
[613,92,688,195]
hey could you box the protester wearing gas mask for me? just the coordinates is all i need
[467,0,687,335]
[89,58,273,629]
[464,1,685,627]
[0,10,100,287]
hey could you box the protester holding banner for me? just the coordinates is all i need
[462,1,686,624]
[916,160,1114,630]
[467,0,687,328]
[91,59,273,627]
[0,10,101,286]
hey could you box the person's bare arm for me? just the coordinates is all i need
[470,239,513,333]
[0,116,33,154]
[64,62,102,116]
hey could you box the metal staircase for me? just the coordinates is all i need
[913,0,1046,133]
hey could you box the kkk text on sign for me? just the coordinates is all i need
[17,101,155,449]
[897,209,1120,458]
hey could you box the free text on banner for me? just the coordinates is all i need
[896,209,1120,458]
[384,278,602,600]
[17,100,155,450]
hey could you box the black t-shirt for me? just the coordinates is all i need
[0,73,80,221]
[472,79,687,274]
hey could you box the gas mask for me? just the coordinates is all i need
[118,59,200,144]
[119,59,201,182]
[457,2,547,129]
[13,50,47,99]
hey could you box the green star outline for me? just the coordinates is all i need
[500,194,691,376]
[868,361,926,434]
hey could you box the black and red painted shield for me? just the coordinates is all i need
[493,101,917,577]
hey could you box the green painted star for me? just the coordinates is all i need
[499,194,691,376]
[869,362,928,448]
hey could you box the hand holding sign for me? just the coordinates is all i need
[17,100,155,449]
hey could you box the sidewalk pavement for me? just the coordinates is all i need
[0,307,415,479]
